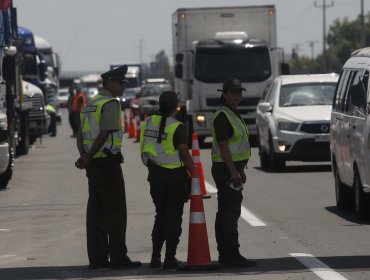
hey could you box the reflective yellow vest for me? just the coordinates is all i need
[140,115,182,169]
[211,106,251,162]
[80,94,123,158]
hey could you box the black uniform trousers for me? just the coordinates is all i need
[147,160,187,259]
[211,160,247,258]
[85,157,128,266]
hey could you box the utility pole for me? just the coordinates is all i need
[361,0,365,47]
[308,40,318,60]
[314,0,334,71]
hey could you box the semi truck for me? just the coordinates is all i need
[172,6,289,145]
[0,0,32,189]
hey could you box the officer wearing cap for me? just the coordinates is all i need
[76,65,141,269]
[211,78,255,267]
[140,91,193,269]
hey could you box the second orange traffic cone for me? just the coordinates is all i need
[128,109,135,138]
[192,133,210,199]
[185,165,219,270]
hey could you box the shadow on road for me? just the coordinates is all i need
[325,206,370,225]
[1,256,370,279]
[254,164,332,174]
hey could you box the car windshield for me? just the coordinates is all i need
[279,82,337,107]
[141,84,172,97]
[194,46,271,83]
[126,77,139,88]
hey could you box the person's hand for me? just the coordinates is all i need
[231,170,243,188]
[75,153,92,169]
[241,171,247,184]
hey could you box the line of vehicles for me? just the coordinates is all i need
[2,2,369,220]
[0,0,61,189]
[170,5,370,220]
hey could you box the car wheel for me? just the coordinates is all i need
[354,169,368,220]
[29,135,37,145]
[268,133,285,172]
[16,114,30,156]
[333,162,352,210]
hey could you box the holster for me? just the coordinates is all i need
[103,148,124,164]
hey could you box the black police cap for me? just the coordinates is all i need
[159,91,178,109]
[101,65,128,81]
[217,78,246,92]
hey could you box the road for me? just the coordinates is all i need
[0,110,369,280]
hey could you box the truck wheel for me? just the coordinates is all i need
[0,148,13,189]
[333,162,352,210]
[354,169,369,220]
[29,135,37,145]
[16,114,30,156]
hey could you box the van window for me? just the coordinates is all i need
[344,70,367,114]
[333,70,350,112]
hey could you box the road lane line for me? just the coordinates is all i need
[206,181,267,226]
[290,253,347,280]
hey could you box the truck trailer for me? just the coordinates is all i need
[172,6,288,145]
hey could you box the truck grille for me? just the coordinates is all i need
[206,97,261,107]
[300,122,330,134]
[23,94,45,118]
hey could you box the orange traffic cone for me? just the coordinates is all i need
[192,133,211,199]
[135,115,141,143]
[185,165,219,270]
[128,110,135,138]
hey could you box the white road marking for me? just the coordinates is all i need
[0,255,16,258]
[206,181,267,227]
[290,253,347,280]
[0,228,10,232]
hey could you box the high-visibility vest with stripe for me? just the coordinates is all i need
[140,115,182,169]
[211,106,251,162]
[80,94,123,158]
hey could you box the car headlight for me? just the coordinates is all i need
[277,120,299,131]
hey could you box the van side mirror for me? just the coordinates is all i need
[175,64,183,78]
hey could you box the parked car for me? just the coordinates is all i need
[330,48,370,219]
[256,74,339,171]
[121,89,137,109]
[55,87,69,108]
[132,82,172,116]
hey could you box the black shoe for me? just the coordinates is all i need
[219,254,256,268]
[162,257,179,270]
[89,262,110,270]
[110,256,142,269]
[150,255,161,268]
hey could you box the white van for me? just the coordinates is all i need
[330,47,370,219]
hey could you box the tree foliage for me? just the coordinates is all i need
[290,11,370,74]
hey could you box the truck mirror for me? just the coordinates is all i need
[39,61,46,81]
[176,53,184,63]
[2,56,16,82]
[175,64,183,78]
[281,63,290,75]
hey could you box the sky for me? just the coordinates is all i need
[14,0,366,71]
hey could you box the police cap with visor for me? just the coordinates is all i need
[217,78,246,92]
[101,65,128,82]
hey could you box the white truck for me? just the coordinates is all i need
[172,5,289,144]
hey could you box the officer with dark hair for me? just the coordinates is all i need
[76,65,141,269]
[211,78,256,267]
[140,91,193,269]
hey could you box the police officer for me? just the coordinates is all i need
[211,78,256,267]
[140,91,193,269]
[75,65,141,269]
